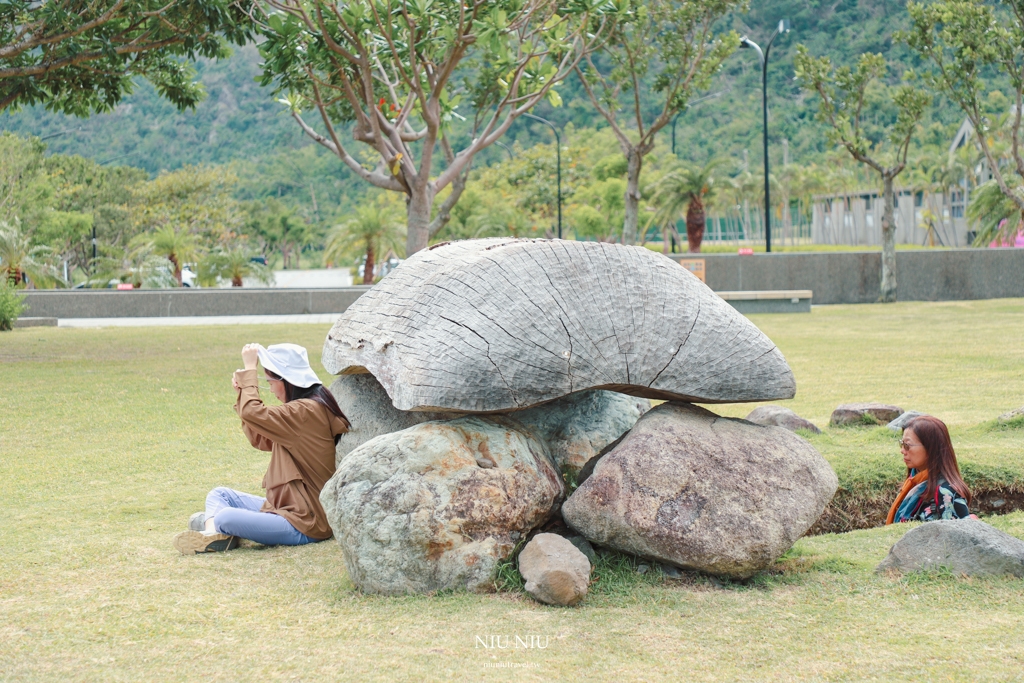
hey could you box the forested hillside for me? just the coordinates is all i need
[2,0,1008,290]
[1,0,967,176]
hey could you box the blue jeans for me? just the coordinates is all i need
[205,487,322,546]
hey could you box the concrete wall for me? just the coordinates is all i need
[671,248,1024,304]
[22,287,372,319]
[20,248,1024,317]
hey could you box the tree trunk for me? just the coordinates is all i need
[232,274,243,287]
[686,196,706,253]
[880,173,897,303]
[363,242,376,285]
[621,147,643,245]
[406,188,433,255]
[169,253,182,287]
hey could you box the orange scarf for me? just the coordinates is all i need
[885,469,929,525]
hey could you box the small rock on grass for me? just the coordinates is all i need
[830,402,903,427]
[997,406,1024,422]
[876,519,1024,577]
[518,533,591,606]
[886,410,925,432]
[745,405,821,434]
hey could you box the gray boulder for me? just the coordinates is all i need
[886,410,926,432]
[830,402,904,426]
[562,402,838,579]
[518,533,591,606]
[745,405,821,434]
[329,374,457,463]
[320,416,564,595]
[511,390,650,476]
[876,519,1024,577]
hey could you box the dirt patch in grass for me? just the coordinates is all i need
[809,486,1024,535]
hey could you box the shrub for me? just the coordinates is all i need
[0,278,27,331]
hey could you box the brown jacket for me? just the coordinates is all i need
[233,369,349,539]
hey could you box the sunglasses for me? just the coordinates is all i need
[898,440,921,450]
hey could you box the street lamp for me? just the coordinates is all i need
[522,112,562,239]
[740,19,790,253]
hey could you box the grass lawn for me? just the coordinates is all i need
[2,300,1024,681]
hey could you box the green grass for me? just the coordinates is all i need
[3,301,1024,681]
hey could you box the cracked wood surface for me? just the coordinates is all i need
[323,239,796,412]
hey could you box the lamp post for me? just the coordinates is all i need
[740,19,790,253]
[494,141,515,162]
[522,112,562,239]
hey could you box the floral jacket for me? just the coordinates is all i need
[893,471,971,523]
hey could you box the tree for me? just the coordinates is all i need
[649,159,723,253]
[967,179,1023,246]
[0,0,254,116]
[199,245,275,287]
[574,0,743,245]
[900,1,1024,244]
[570,177,625,242]
[255,0,618,255]
[794,48,929,303]
[324,198,405,284]
[91,239,175,288]
[0,221,61,288]
[150,226,199,286]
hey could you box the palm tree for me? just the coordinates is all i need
[324,200,405,285]
[0,221,61,288]
[198,245,275,287]
[151,225,199,286]
[649,159,723,253]
[91,239,176,289]
[967,179,1023,246]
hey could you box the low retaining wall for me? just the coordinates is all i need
[21,287,372,319]
[20,249,1024,318]
[671,248,1024,304]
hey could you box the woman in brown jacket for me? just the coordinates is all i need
[173,343,349,554]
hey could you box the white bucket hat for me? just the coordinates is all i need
[256,343,321,388]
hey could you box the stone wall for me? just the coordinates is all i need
[671,248,1024,304]
[20,287,371,318]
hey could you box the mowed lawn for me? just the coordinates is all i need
[2,299,1024,682]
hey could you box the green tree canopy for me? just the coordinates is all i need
[794,47,929,302]
[255,0,621,254]
[574,0,744,245]
[0,0,255,115]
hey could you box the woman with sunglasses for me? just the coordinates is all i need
[886,415,971,524]
[173,343,350,554]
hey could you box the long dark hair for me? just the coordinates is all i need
[904,415,971,506]
[265,369,350,435]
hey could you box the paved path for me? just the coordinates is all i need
[58,314,341,328]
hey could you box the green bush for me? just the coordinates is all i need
[0,278,27,331]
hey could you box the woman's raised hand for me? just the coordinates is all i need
[241,343,262,370]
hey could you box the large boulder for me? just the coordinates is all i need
[876,520,1024,576]
[320,416,563,595]
[830,402,903,426]
[329,374,456,463]
[745,405,821,434]
[323,238,796,412]
[511,390,650,476]
[518,533,591,606]
[562,402,838,579]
